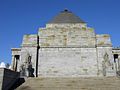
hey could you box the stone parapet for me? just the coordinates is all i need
[46,23,87,28]
[96,34,112,47]
[22,34,38,47]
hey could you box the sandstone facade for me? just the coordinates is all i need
[11,10,119,77]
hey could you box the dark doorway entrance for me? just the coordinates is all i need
[114,54,118,63]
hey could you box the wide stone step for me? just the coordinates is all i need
[16,77,120,90]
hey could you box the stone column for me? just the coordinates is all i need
[15,58,17,71]
[102,61,106,76]
[17,56,21,72]
[115,58,118,72]
[11,55,18,71]
[11,55,15,70]
[118,55,120,71]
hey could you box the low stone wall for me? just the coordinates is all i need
[0,68,20,90]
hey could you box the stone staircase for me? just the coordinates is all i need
[16,77,120,90]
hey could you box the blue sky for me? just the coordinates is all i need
[0,0,120,63]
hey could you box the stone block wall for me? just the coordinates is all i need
[20,47,38,77]
[0,69,4,90]
[37,23,115,77]
[22,34,38,47]
[38,25,96,48]
[96,34,112,47]
[97,47,115,76]
[11,22,116,77]
[20,34,38,77]
[38,48,98,77]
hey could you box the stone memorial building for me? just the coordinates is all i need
[11,9,120,77]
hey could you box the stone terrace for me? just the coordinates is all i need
[16,77,120,90]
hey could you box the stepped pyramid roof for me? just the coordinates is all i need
[48,9,85,24]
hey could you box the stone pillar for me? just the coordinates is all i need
[11,55,18,71]
[118,55,120,71]
[115,58,118,72]
[11,55,15,71]
[15,57,17,71]
[102,61,106,76]
[17,56,21,72]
